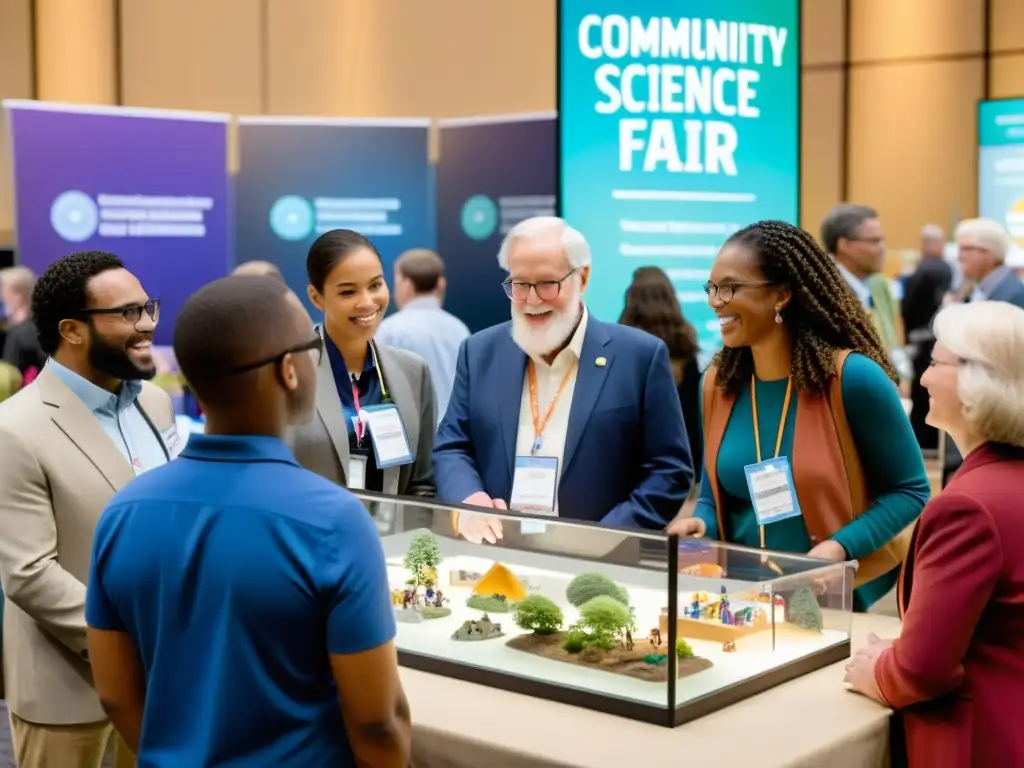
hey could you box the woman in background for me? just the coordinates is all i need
[288,228,436,496]
[845,300,1024,768]
[668,220,929,611]
[619,266,703,476]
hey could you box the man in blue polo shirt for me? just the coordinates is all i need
[84,275,411,767]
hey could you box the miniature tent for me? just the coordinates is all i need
[472,563,528,602]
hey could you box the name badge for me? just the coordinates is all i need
[510,456,559,518]
[348,455,367,490]
[743,457,802,526]
[160,424,184,458]
[361,404,414,468]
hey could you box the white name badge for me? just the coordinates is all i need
[160,424,184,459]
[348,455,367,490]
[361,404,414,469]
[743,457,802,526]
[510,456,559,518]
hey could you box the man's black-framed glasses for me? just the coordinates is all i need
[79,299,161,324]
[703,281,774,304]
[223,337,323,376]
[502,269,577,301]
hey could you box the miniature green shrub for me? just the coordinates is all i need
[565,573,630,607]
[675,638,694,658]
[643,653,668,665]
[562,627,587,653]
[466,594,512,613]
[577,595,632,645]
[513,595,564,635]
[786,583,824,632]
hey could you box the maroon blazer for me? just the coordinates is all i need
[875,442,1024,768]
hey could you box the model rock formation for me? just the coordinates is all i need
[451,614,504,641]
[472,563,528,603]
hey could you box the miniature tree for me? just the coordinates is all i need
[513,595,564,635]
[403,534,441,587]
[786,583,824,632]
[578,595,632,650]
[566,573,630,608]
[675,638,694,659]
[562,626,587,653]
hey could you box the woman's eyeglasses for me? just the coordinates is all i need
[703,281,774,304]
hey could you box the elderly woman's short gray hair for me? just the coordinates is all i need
[933,300,1024,447]
[953,218,1012,262]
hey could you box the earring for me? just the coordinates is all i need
[774,305,783,324]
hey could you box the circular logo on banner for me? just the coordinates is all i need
[460,194,498,241]
[269,195,315,241]
[50,191,99,242]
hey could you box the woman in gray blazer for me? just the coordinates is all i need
[288,228,436,497]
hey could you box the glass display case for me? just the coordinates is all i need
[354,492,855,727]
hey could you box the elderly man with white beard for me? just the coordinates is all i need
[433,216,693,544]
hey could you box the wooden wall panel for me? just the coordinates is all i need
[991,55,1024,99]
[802,0,846,67]
[120,0,263,114]
[991,0,1024,52]
[0,0,34,241]
[800,70,845,233]
[34,0,117,103]
[848,59,984,247]
[850,0,984,62]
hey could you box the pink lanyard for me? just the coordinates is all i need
[351,376,365,444]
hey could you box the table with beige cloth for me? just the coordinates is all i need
[406,613,902,768]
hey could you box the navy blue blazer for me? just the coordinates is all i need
[432,316,694,530]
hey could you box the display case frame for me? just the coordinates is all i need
[356,491,854,728]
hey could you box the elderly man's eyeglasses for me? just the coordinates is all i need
[502,269,576,301]
[223,337,323,376]
[80,299,161,324]
[703,281,774,304]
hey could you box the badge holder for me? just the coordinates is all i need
[743,456,802,527]
[511,456,559,534]
[362,404,415,469]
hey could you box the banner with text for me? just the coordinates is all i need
[979,98,1024,261]
[436,113,557,332]
[235,117,434,316]
[558,2,800,351]
[4,100,231,344]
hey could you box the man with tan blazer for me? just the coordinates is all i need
[0,251,178,768]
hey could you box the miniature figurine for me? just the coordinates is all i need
[451,614,504,642]
[623,628,634,651]
[723,641,737,653]
[648,628,662,648]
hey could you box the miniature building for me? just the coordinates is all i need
[449,569,480,587]
[451,614,504,641]
[472,563,528,602]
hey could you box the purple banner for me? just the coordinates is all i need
[4,101,232,344]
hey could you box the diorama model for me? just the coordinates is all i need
[392,537,828,687]
[505,573,713,682]
[393,534,451,621]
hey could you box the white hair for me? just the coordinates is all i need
[933,300,1024,447]
[0,266,36,297]
[921,224,944,240]
[954,218,1012,262]
[496,216,591,272]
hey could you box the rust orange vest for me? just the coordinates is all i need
[701,350,912,587]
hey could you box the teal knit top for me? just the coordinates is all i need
[693,353,930,611]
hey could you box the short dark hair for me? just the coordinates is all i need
[174,275,302,407]
[713,220,894,396]
[820,204,878,255]
[306,229,381,293]
[619,268,699,362]
[395,249,445,293]
[31,251,125,355]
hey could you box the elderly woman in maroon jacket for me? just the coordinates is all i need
[844,300,1024,768]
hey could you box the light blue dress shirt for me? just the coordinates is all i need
[376,296,470,425]
[47,359,169,476]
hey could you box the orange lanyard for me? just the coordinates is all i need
[527,360,578,455]
[750,374,793,549]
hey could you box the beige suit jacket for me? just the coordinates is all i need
[0,364,175,725]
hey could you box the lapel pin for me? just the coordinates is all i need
[595,357,607,367]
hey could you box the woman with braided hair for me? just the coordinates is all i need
[668,220,929,610]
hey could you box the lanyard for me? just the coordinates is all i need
[750,374,793,549]
[350,340,389,447]
[527,359,578,455]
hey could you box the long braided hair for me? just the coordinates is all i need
[712,220,895,397]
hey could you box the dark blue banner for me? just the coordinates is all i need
[235,117,434,314]
[435,114,557,332]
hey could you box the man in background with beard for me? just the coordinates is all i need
[0,250,177,768]
[433,217,693,544]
